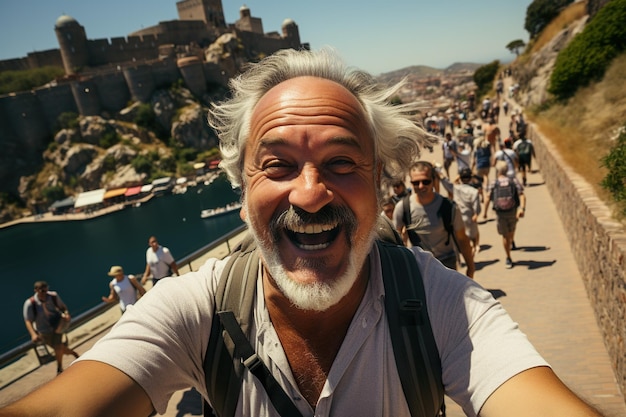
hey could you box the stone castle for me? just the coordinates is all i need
[0,0,308,192]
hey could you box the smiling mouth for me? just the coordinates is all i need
[285,222,341,250]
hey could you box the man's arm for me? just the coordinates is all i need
[454,228,475,278]
[480,366,604,417]
[0,361,154,417]
[141,263,151,285]
[169,261,180,276]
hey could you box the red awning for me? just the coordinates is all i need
[124,186,142,197]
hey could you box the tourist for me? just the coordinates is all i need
[1,48,606,417]
[22,281,79,375]
[101,266,146,313]
[141,236,179,286]
[483,160,526,268]
[393,161,475,277]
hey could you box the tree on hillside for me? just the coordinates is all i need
[525,0,574,38]
[506,39,526,56]
[473,60,500,98]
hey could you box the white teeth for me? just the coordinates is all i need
[298,242,331,250]
[290,222,336,234]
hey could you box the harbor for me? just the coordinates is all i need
[0,173,243,355]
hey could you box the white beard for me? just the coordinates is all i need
[246,205,377,312]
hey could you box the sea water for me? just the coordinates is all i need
[0,174,243,353]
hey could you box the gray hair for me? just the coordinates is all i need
[208,48,437,189]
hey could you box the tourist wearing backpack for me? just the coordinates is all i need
[513,134,536,186]
[393,161,475,278]
[483,161,526,269]
[23,281,80,374]
[2,49,606,417]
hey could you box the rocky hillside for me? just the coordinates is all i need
[1,86,224,223]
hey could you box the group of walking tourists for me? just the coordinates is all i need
[22,235,179,373]
[7,49,609,416]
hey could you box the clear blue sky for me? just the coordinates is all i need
[0,0,531,75]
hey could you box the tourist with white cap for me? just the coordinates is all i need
[101,266,145,313]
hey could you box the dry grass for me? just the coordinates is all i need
[529,1,588,55]
[528,53,626,217]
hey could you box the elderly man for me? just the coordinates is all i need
[1,49,605,417]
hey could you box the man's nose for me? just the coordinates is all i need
[288,164,333,213]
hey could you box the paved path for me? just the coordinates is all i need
[1,92,625,415]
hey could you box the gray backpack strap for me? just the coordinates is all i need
[377,240,445,417]
[204,239,258,417]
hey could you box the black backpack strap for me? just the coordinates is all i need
[377,240,445,417]
[402,195,422,247]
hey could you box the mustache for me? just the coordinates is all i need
[270,205,357,239]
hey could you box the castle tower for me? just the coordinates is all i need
[176,0,226,29]
[54,15,89,75]
[236,5,264,34]
[281,19,301,48]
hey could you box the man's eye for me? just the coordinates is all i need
[263,161,293,177]
[327,159,356,173]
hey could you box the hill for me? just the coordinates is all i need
[376,62,482,85]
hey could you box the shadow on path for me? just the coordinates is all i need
[475,259,499,271]
[513,259,557,270]
[514,245,550,252]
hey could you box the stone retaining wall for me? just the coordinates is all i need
[527,124,626,401]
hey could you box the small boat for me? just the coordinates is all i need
[200,202,242,219]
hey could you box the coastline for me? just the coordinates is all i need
[0,171,222,230]
[0,194,155,230]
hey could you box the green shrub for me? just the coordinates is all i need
[601,126,626,214]
[131,155,153,175]
[549,0,626,100]
[41,185,66,203]
[103,155,117,172]
[57,112,79,130]
[99,131,121,148]
[473,60,500,98]
[0,66,65,95]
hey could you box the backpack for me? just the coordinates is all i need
[29,294,67,333]
[516,140,532,163]
[203,217,445,417]
[29,294,59,321]
[402,195,457,250]
[491,179,519,212]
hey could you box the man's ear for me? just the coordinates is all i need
[240,206,247,221]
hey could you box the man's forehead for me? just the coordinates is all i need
[252,76,364,119]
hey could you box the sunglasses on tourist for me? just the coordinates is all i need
[411,179,432,187]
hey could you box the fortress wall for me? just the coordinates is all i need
[26,50,64,69]
[0,57,30,72]
[237,31,300,59]
[151,59,182,88]
[528,123,626,399]
[34,83,78,130]
[91,70,131,111]
[71,80,102,116]
[203,61,231,87]
[0,92,49,149]
[88,37,159,67]
[178,58,207,97]
[123,65,156,102]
